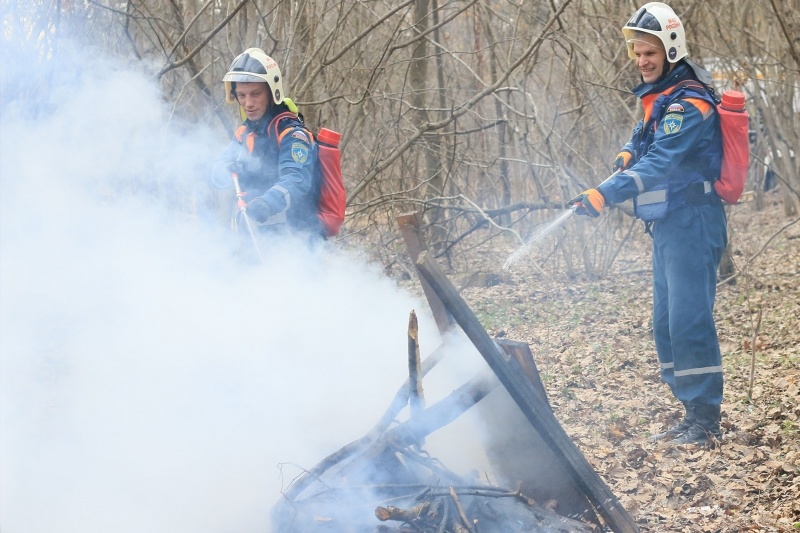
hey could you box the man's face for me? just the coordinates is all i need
[235,82,271,121]
[631,33,670,84]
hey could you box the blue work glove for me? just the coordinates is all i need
[613,151,633,172]
[568,189,605,217]
[246,196,273,223]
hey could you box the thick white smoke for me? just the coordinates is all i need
[0,42,456,532]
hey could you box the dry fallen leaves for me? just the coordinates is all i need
[414,195,800,532]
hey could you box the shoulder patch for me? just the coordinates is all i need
[291,142,309,164]
[291,130,310,143]
[663,113,683,135]
[667,102,684,113]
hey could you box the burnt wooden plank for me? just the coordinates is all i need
[397,213,454,335]
[415,251,640,533]
[495,339,552,412]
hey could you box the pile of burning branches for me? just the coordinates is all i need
[269,334,595,532]
[270,221,639,533]
[374,483,593,533]
[272,439,596,533]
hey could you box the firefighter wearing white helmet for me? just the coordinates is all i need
[568,3,727,445]
[211,48,322,241]
[622,2,687,63]
[223,48,284,105]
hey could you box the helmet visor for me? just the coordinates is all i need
[222,72,266,83]
[625,6,662,31]
[625,32,664,50]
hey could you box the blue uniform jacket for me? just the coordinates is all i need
[212,104,321,234]
[597,62,722,218]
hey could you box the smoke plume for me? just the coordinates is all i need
[0,41,451,533]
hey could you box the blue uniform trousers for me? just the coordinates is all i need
[651,201,727,407]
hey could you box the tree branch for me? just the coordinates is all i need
[347,0,574,203]
[155,0,249,80]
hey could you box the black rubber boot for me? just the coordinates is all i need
[671,404,722,444]
[650,403,695,441]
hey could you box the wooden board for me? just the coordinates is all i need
[415,251,640,533]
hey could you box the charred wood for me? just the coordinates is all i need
[372,341,445,435]
[408,310,425,419]
[346,372,498,476]
[372,487,590,533]
[272,246,611,533]
[397,212,454,335]
[275,474,596,532]
[280,342,449,503]
[415,251,640,533]
[378,373,496,450]
[375,501,431,522]
[495,339,551,411]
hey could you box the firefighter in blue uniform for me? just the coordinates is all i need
[212,48,322,237]
[569,2,726,444]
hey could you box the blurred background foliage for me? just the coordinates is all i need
[3,0,798,276]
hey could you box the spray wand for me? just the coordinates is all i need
[502,170,620,270]
[231,171,265,264]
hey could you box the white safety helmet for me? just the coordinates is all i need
[223,48,284,105]
[622,2,687,63]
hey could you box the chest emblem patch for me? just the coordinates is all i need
[663,113,683,134]
[291,142,309,164]
[667,102,685,113]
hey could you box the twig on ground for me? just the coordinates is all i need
[719,215,800,287]
[748,307,763,400]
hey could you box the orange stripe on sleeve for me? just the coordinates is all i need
[684,97,713,118]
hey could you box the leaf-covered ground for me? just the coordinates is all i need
[418,194,799,532]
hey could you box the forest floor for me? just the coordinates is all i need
[404,191,799,532]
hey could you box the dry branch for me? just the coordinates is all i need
[346,0,574,203]
[407,310,425,418]
[748,307,763,400]
[154,0,249,79]
[366,372,498,454]
[718,216,800,287]
[449,486,476,533]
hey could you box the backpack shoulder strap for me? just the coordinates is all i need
[277,127,315,146]
[672,80,719,120]
[268,111,314,148]
[672,80,720,105]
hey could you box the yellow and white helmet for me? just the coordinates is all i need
[622,2,687,63]
[222,48,284,105]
